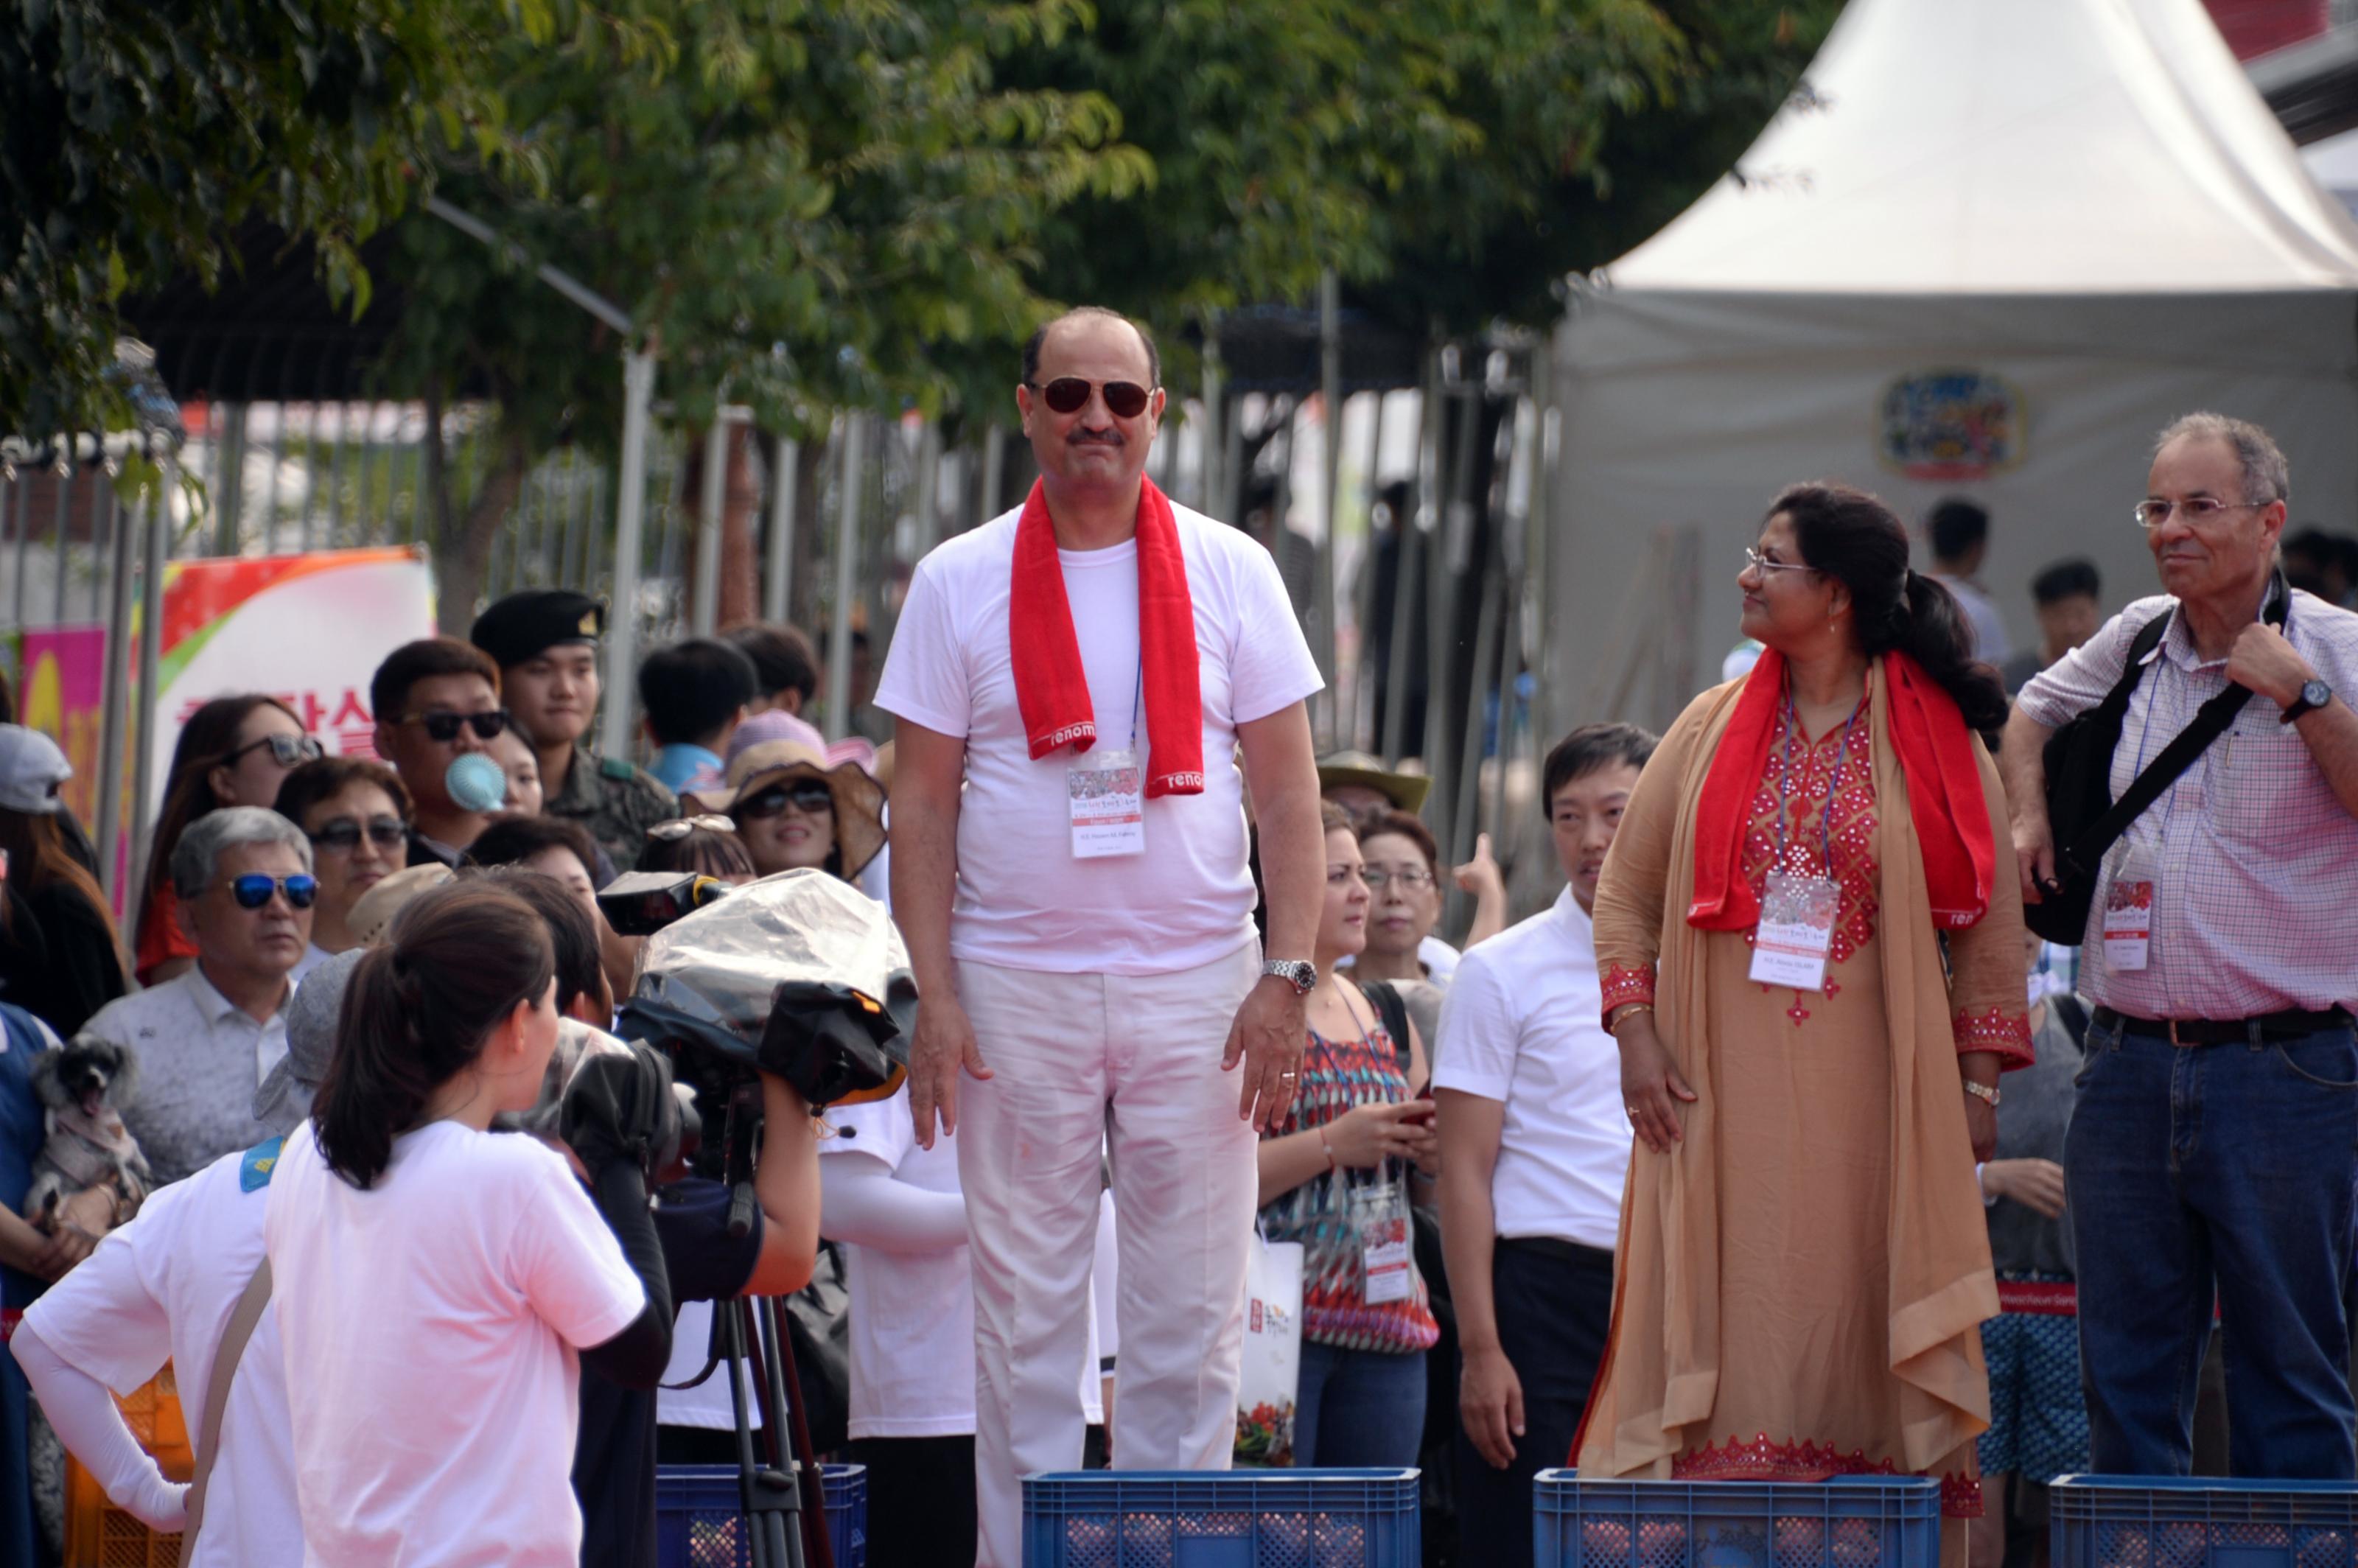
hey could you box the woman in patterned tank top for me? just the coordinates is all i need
[1254,801,1441,1467]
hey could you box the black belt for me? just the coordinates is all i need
[2092,1005,2351,1047]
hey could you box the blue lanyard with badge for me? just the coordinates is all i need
[1749,690,1865,993]
[1068,665,1147,858]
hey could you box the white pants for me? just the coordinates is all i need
[956,943,1259,1568]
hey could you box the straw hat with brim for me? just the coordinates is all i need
[690,739,886,878]
[1317,750,1430,816]
[346,863,455,948]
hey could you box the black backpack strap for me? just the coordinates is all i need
[1360,979,1414,1077]
[2057,585,2287,881]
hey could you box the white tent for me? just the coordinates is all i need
[1544,0,2358,735]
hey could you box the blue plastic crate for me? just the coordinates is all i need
[1533,1471,1942,1568]
[1021,1468,1419,1568]
[2051,1475,2358,1568]
[655,1462,866,1568]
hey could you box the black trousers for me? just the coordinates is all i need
[847,1435,976,1568]
[1452,1236,1614,1568]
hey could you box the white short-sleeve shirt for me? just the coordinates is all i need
[875,500,1323,975]
[1430,889,1630,1251]
[265,1120,645,1568]
[24,1144,299,1568]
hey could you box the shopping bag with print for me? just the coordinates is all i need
[1234,1230,1304,1467]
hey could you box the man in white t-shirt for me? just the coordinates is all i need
[1925,496,2013,664]
[879,306,1326,1567]
[1433,722,1656,1568]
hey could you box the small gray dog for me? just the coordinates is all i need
[22,1036,153,1234]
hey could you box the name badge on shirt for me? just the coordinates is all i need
[2102,844,2157,973]
[1351,1178,1413,1306]
[1068,748,1145,858]
[1749,869,1839,993]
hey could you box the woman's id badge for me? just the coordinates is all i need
[2102,844,2156,972]
[1067,749,1145,858]
[1349,1177,1413,1305]
[1749,868,1839,992]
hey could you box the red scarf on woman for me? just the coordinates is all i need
[1687,649,1994,931]
[1009,476,1205,797]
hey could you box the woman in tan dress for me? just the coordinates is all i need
[1578,483,2032,1568]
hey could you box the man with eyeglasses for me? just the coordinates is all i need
[83,808,314,1186]
[472,589,678,872]
[368,637,514,868]
[2003,412,2358,1479]
[878,305,1326,1567]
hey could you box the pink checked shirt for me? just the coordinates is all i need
[2015,587,2358,1019]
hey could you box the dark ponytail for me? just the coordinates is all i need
[314,881,556,1189]
[1770,482,2010,736]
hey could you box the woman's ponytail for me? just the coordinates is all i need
[312,881,556,1189]
[1771,483,2011,738]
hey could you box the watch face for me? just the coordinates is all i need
[2305,679,2333,709]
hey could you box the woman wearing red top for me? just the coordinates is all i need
[1253,800,1439,1467]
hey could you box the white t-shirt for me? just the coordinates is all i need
[875,500,1323,975]
[1430,889,1629,1251]
[265,1119,645,1568]
[819,1089,1101,1438]
[1930,572,2012,665]
[23,1143,299,1568]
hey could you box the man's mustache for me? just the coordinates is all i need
[1068,427,1124,447]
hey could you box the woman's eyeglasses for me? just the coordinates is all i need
[1024,377,1155,419]
[307,816,407,854]
[735,783,835,821]
[1361,867,1435,892]
[222,732,324,769]
[1743,546,1817,576]
[223,874,318,910]
[401,708,511,743]
[646,815,738,842]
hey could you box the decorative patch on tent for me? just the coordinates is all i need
[1877,370,2024,481]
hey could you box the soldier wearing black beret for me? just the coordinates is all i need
[470,589,675,874]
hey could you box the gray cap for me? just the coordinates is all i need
[0,724,71,815]
[254,947,367,1132]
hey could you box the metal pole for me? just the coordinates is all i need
[130,469,168,897]
[51,447,73,626]
[94,474,137,906]
[764,435,799,622]
[1382,349,1438,763]
[87,452,111,624]
[601,350,657,759]
[1201,311,1225,519]
[1314,270,1342,744]
[692,412,727,635]
[913,419,943,557]
[825,415,864,741]
[979,422,1004,523]
[10,467,30,626]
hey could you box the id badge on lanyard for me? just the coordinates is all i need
[1068,664,1147,858]
[1348,1175,1413,1306]
[1746,690,1863,995]
[2102,841,2157,972]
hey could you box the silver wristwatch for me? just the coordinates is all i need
[1261,959,1318,995]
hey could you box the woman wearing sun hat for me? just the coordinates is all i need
[690,738,885,883]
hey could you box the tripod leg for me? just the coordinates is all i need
[755,1297,824,1568]
[725,1296,799,1568]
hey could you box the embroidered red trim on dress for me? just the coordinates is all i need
[1995,1278,2078,1316]
[1739,713,1880,1029]
[1600,962,1656,1029]
[1673,1435,1982,1517]
[1952,1006,2035,1067]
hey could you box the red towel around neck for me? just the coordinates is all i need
[1009,476,1205,798]
[1687,648,1994,932]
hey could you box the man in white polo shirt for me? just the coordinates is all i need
[1435,722,1655,1568]
[878,306,1326,1567]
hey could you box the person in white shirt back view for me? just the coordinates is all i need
[265,881,672,1568]
[1433,723,1657,1568]
[879,307,1327,1568]
[1925,497,2012,665]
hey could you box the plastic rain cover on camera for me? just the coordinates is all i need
[628,867,914,1106]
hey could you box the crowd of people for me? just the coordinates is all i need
[0,304,2351,1568]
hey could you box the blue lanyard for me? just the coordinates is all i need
[1774,685,1866,877]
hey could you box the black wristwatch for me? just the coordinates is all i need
[1260,959,1318,995]
[2281,678,2333,724]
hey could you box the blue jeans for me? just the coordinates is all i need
[1293,1339,1426,1468]
[2068,1013,2358,1477]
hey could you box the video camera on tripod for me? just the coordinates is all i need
[592,867,917,1568]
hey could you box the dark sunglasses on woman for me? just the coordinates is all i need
[402,708,511,743]
[735,782,834,821]
[222,732,325,769]
[308,816,408,854]
[224,874,318,910]
[1024,377,1154,419]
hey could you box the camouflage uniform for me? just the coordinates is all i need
[545,741,676,874]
